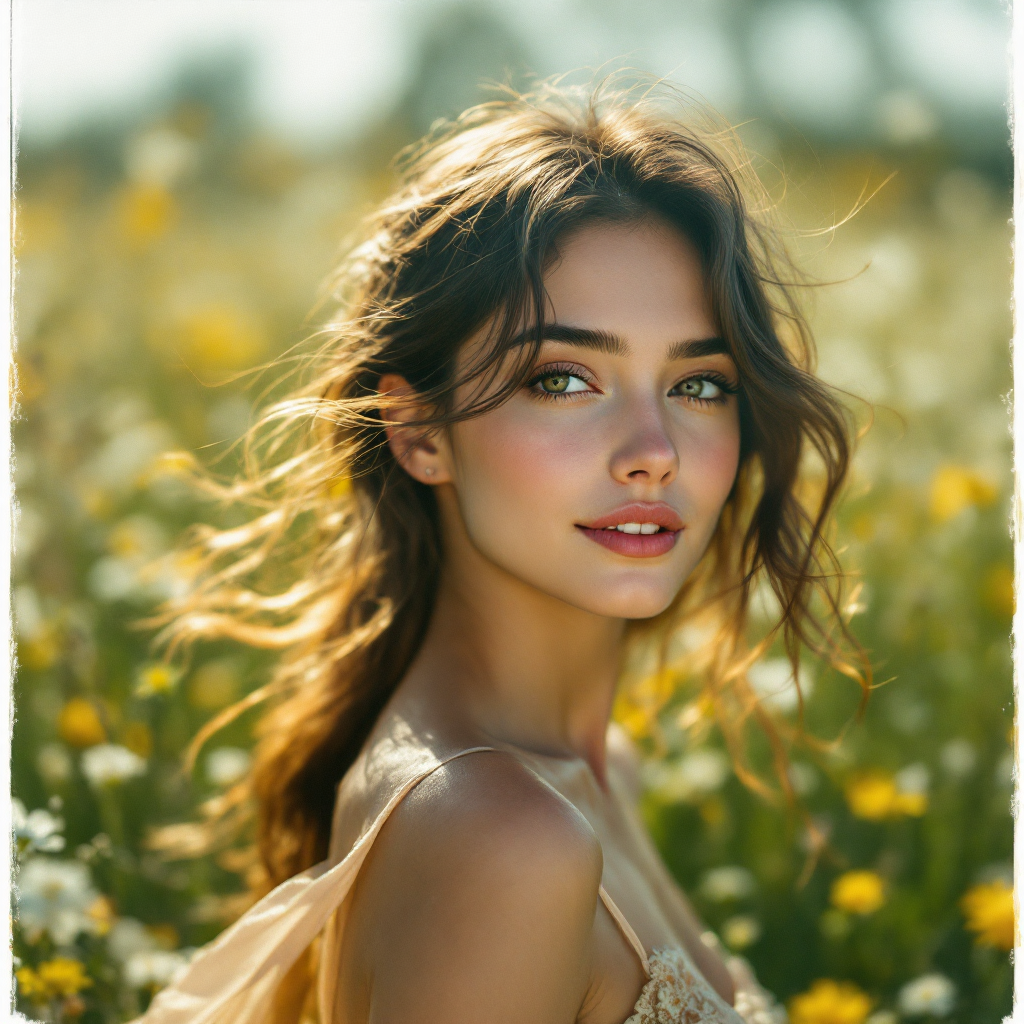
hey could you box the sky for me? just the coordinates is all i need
[12,0,1012,149]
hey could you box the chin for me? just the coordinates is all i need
[558,575,683,620]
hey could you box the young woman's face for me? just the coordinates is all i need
[429,217,742,620]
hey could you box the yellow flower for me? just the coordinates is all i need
[892,791,928,816]
[37,958,93,998]
[790,979,874,1024]
[16,966,46,1001]
[831,871,886,915]
[961,880,1015,951]
[20,627,60,671]
[929,465,998,523]
[57,699,107,748]
[187,660,241,711]
[155,450,197,475]
[845,773,898,821]
[845,771,927,820]
[135,663,181,697]
[613,668,678,741]
[119,184,176,244]
[179,304,267,373]
[981,563,1015,619]
[87,895,115,936]
[17,958,93,1002]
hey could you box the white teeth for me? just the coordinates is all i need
[600,522,664,534]
[598,520,663,536]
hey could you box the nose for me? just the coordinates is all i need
[609,403,679,486]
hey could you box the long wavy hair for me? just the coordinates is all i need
[150,80,870,906]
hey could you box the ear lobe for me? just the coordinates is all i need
[377,373,450,484]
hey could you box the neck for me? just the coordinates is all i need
[411,513,627,789]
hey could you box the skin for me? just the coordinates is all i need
[335,217,743,1024]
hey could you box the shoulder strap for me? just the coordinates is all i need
[131,746,499,1024]
[598,885,652,978]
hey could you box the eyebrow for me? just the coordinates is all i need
[513,323,732,361]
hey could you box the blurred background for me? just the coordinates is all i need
[10,2,1013,1022]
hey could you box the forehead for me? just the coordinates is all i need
[542,217,714,338]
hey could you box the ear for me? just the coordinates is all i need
[377,373,452,485]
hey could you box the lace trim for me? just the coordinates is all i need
[621,948,786,1024]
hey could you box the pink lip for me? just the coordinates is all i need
[576,502,684,559]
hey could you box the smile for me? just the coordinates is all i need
[576,503,683,558]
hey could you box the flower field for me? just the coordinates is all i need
[11,71,1013,1024]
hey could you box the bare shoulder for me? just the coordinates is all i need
[347,749,603,1024]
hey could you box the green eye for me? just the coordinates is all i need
[541,374,571,393]
[673,377,723,400]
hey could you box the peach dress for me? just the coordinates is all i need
[132,747,785,1024]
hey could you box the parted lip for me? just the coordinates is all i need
[578,502,684,532]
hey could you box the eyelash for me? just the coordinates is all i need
[525,363,740,406]
[525,362,598,402]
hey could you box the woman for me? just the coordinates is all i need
[139,81,866,1024]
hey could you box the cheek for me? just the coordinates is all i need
[679,416,742,511]
[450,407,595,523]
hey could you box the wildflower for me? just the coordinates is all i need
[108,917,158,963]
[830,871,886,915]
[178,303,268,373]
[940,738,977,779]
[897,974,956,1017]
[13,798,65,854]
[721,915,761,950]
[789,979,873,1024]
[108,516,167,560]
[205,747,252,787]
[187,660,241,710]
[19,626,61,670]
[84,420,175,495]
[87,895,115,936]
[37,743,73,784]
[845,773,897,820]
[928,464,997,523]
[57,699,106,748]
[981,563,1014,618]
[646,748,731,803]
[960,880,1014,950]
[865,1013,897,1024]
[893,763,930,816]
[16,965,46,1001]
[118,183,176,244]
[748,658,814,714]
[16,858,100,944]
[81,744,146,788]
[845,770,928,820]
[135,662,181,697]
[37,957,92,998]
[125,127,198,188]
[700,866,756,902]
[124,949,190,990]
[145,450,197,481]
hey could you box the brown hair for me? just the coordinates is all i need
[152,80,869,897]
